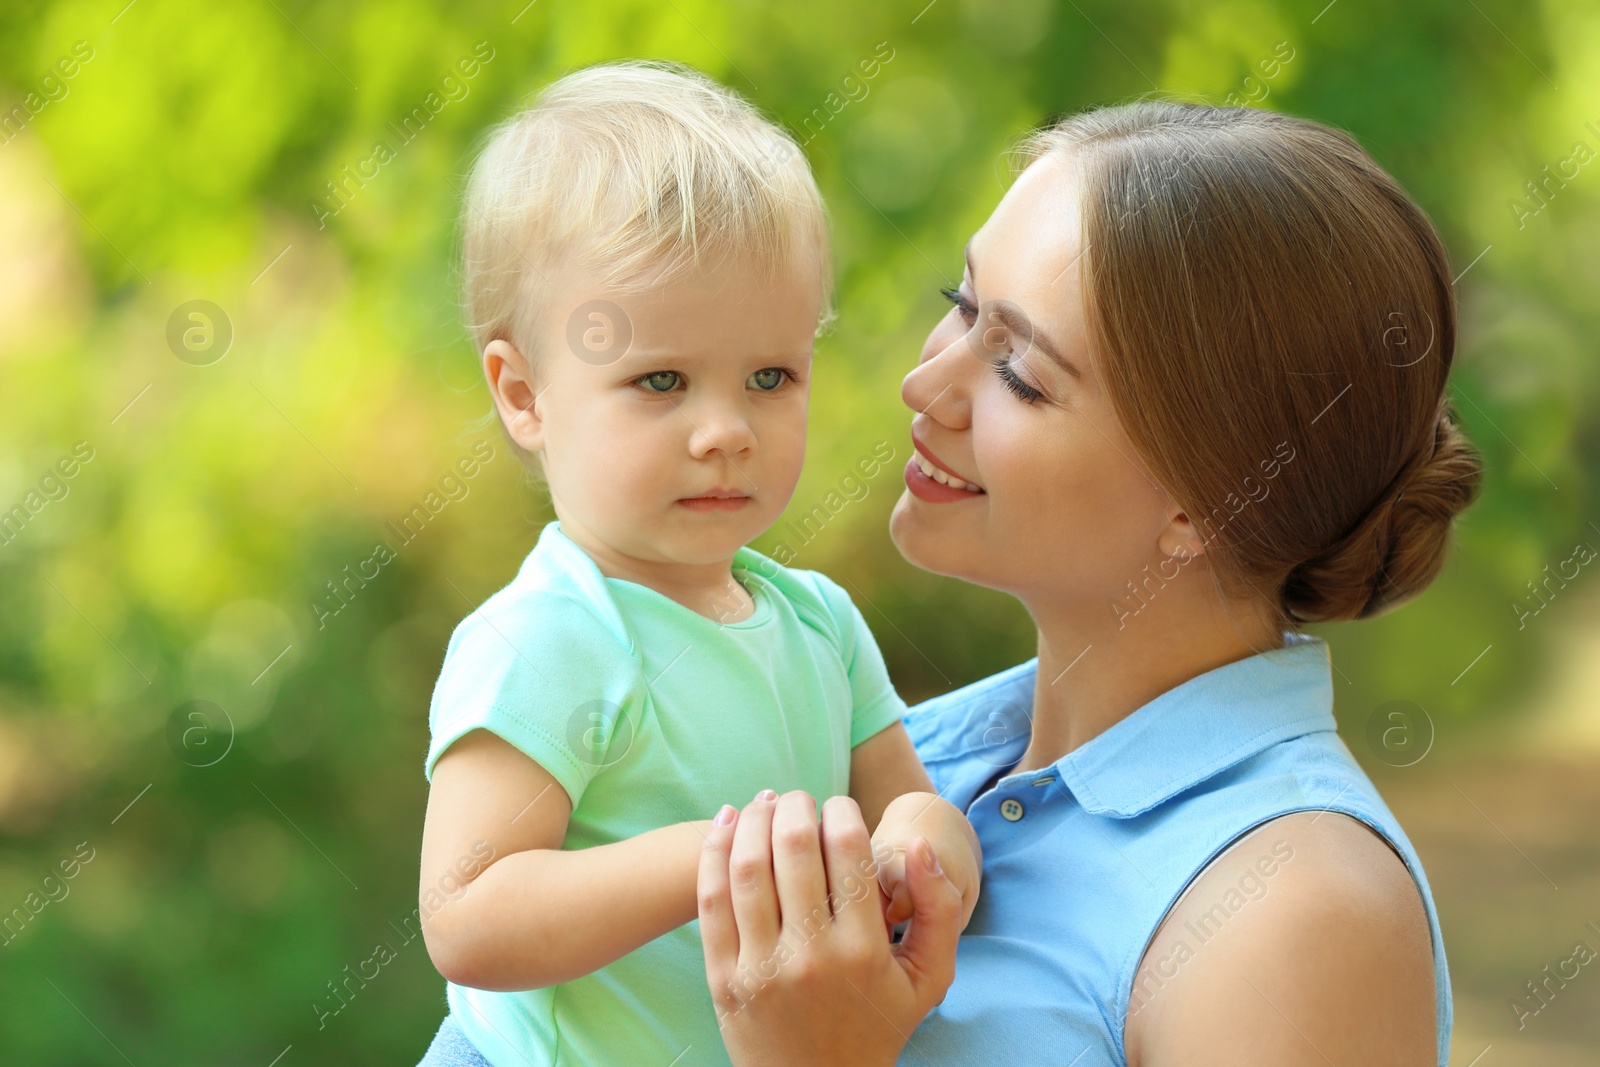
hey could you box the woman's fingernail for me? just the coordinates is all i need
[921,838,942,875]
[714,804,737,826]
[756,789,777,802]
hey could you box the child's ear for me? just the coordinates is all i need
[483,339,545,453]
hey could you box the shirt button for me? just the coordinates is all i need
[1000,797,1025,821]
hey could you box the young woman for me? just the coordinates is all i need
[696,100,1483,1067]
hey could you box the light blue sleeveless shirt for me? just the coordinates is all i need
[899,630,1453,1067]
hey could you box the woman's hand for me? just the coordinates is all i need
[697,790,964,1067]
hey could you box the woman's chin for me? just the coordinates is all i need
[889,493,966,578]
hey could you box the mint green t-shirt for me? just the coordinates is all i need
[425,519,909,1067]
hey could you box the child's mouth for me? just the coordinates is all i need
[678,493,752,512]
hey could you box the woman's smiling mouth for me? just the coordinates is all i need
[906,436,985,501]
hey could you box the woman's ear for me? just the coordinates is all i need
[1157,508,1207,564]
[483,339,545,453]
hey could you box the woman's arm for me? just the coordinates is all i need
[697,789,965,1067]
[1125,810,1436,1067]
[419,729,712,991]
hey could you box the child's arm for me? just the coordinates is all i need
[419,728,711,991]
[848,723,983,930]
[847,720,935,831]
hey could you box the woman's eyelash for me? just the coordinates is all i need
[991,355,1043,403]
[941,286,1042,404]
[939,285,977,319]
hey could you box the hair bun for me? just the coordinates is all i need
[1280,403,1484,623]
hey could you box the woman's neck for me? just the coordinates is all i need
[1012,586,1285,775]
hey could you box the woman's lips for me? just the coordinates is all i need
[904,458,987,503]
[911,434,983,490]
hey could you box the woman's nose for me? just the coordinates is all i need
[902,328,973,427]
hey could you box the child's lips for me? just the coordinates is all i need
[678,492,752,512]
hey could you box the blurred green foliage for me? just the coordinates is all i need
[0,0,1594,1062]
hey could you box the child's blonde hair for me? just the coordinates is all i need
[458,60,832,365]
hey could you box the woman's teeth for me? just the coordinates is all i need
[915,453,981,492]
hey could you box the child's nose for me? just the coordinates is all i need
[688,408,756,458]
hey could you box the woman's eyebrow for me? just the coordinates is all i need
[965,238,1084,381]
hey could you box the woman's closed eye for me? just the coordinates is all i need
[990,354,1044,404]
[939,285,1045,405]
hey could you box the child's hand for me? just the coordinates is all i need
[870,792,982,932]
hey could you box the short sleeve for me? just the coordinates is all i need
[806,573,910,748]
[425,590,644,809]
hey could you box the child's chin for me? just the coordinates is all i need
[663,517,761,556]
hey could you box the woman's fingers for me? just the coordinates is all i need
[892,836,963,1005]
[770,790,829,934]
[697,804,742,1007]
[818,795,890,944]
[704,800,946,1067]
[727,791,783,953]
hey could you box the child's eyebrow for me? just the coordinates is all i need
[612,347,814,367]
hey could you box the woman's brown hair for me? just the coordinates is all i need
[1020,101,1484,626]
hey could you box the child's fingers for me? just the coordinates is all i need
[876,845,912,925]
[876,844,915,927]
[886,882,914,926]
[697,804,742,1003]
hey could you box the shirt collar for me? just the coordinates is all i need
[917,631,1337,819]
[514,520,637,654]
[1057,631,1336,817]
[515,520,778,656]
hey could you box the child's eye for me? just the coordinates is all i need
[748,368,792,391]
[635,371,681,393]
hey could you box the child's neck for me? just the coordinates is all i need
[557,519,754,624]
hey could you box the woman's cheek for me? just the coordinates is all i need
[978,420,1041,498]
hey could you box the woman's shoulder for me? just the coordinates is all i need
[898,658,1038,773]
[1125,809,1437,1067]
[903,658,1039,726]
